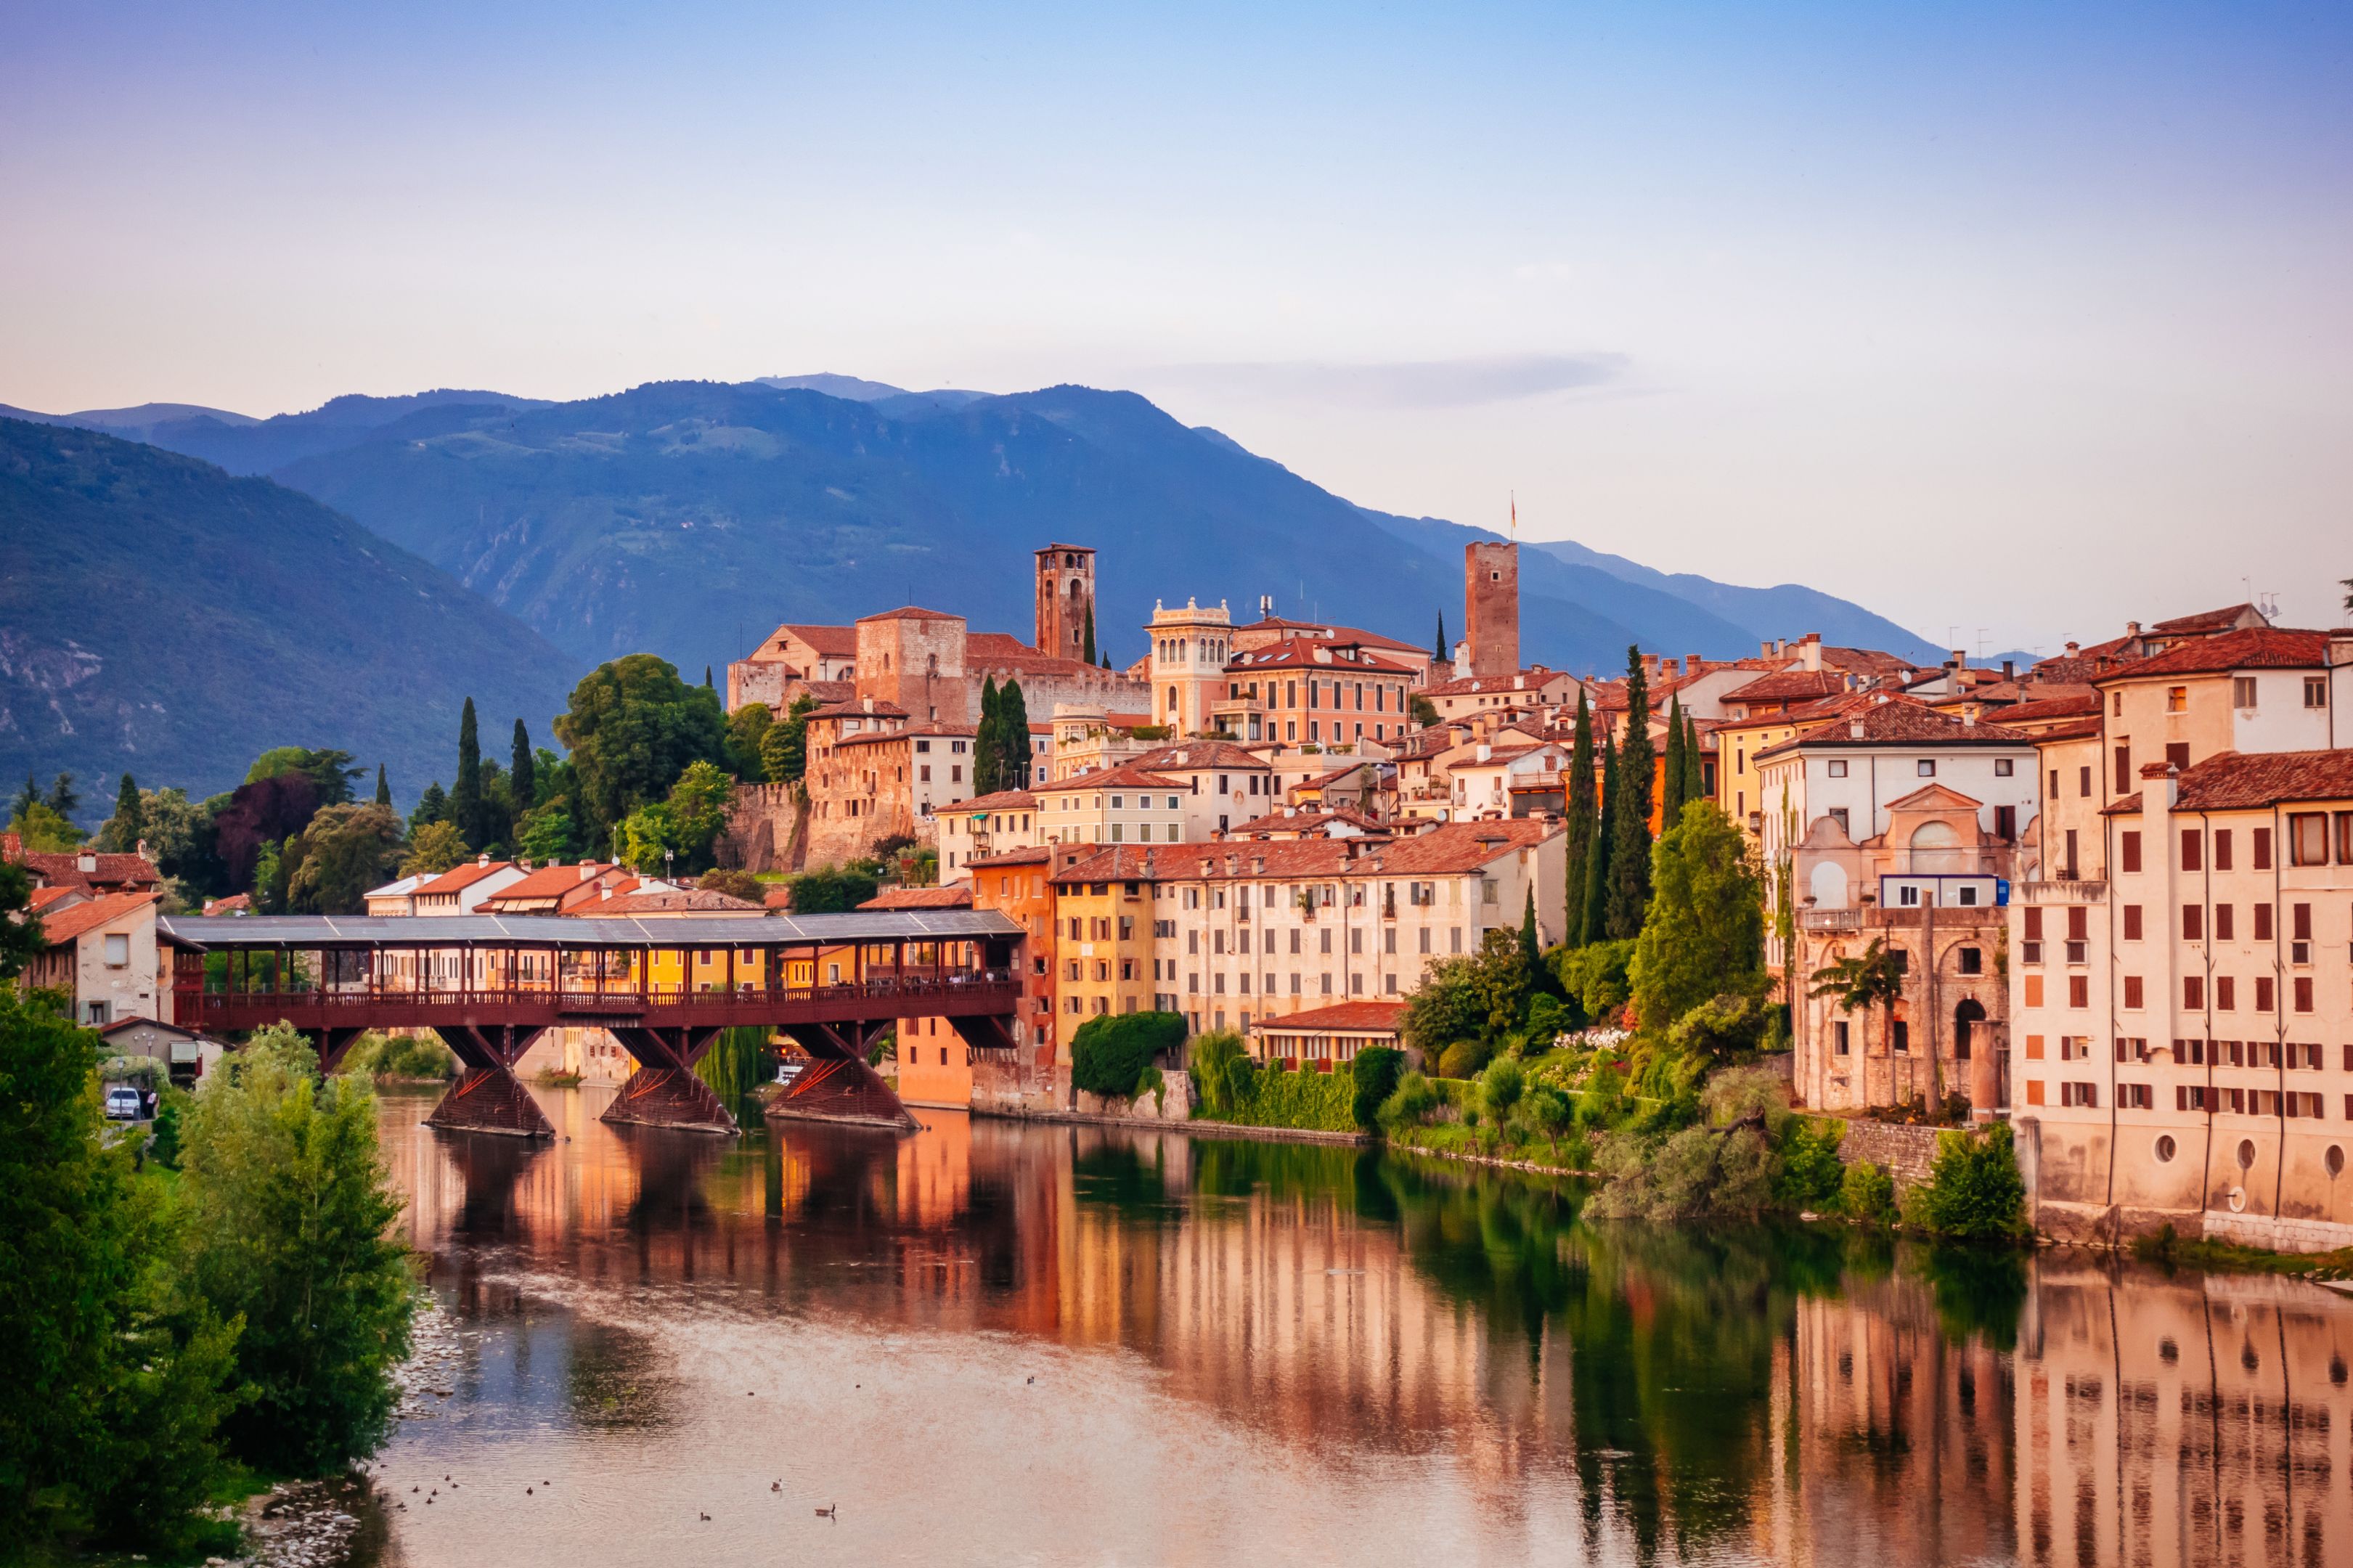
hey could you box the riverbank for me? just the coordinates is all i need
[969,1104,1370,1145]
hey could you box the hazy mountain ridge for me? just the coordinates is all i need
[0,417,580,806]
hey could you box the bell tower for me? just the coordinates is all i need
[1035,543,1097,658]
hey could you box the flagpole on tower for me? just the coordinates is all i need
[1509,491,1518,539]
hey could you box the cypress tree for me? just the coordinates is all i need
[511,720,536,810]
[1604,648,1654,939]
[1582,731,1616,947]
[373,764,391,807]
[451,698,484,849]
[1081,607,1096,666]
[1520,884,1540,973]
[1434,612,1448,665]
[1660,695,1688,827]
[704,666,713,687]
[111,772,144,849]
[1682,711,1705,814]
[974,676,1002,796]
[997,679,1032,788]
[1563,689,1597,945]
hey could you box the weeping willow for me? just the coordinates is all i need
[695,1026,774,1103]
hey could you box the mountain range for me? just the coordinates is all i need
[3,374,1947,809]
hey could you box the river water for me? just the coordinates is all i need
[358,1085,2353,1567]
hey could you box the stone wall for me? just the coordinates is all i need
[1832,1118,1950,1191]
[719,782,804,873]
[971,1053,1067,1116]
[1074,1068,1195,1124]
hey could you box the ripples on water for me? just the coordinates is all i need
[361,1086,2353,1567]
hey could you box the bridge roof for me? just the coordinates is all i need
[157,910,1024,951]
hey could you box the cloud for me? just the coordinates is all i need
[1143,352,1628,411]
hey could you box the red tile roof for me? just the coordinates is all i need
[860,885,974,910]
[1422,669,1571,697]
[945,789,1040,813]
[2028,718,2104,743]
[834,722,977,749]
[1052,818,1557,885]
[1040,764,1182,794]
[479,862,624,907]
[1815,646,1919,677]
[573,888,767,915]
[1724,669,1851,705]
[810,698,910,720]
[856,605,961,623]
[2098,627,2328,682]
[780,624,859,657]
[2166,748,2353,813]
[1223,807,1390,838]
[1131,741,1271,772]
[2150,603,2262,636]
[1251,1001,1408,1035]
[15,848,163,893]
[1236,617,1429,654]
[38,890,158,944]
[1756,696,2031,758]
[1227,639,1421,676]
[965,846,1056,869]
[1988,690,2100,724]
[966,632,1109,678]
[413,859,518,897]
[27,885,81,912]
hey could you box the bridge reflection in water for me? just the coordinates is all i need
[375,1090,2353,1567]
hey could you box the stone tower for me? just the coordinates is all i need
[1464,541,1520,677]
[855,607,970,724]
[1035,543,1097,659]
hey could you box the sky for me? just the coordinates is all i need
[4,1,2349,654]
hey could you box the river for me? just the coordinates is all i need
[356,1085,2353,1567]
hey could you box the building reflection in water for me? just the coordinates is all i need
[377,1089,2353,1566]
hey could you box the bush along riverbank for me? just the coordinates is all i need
[0,992,417,1563]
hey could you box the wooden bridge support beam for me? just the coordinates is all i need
[769,1021,921,1133]
[602,1026,738,1135]
[425,1025,555,1138]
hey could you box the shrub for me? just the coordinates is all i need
[1221,1061,1354,1132]
[1350,1046,1405,1131]
[1377,1069,1440,1130]
[1841,1159,1897,1226]
[1556,938,1635,1021]
[337,1031,456,1080]
[1912,1124,2027,1241]
[1700,1062,1791,1129]
[1518,1084,1573,1144]
[1525,992,1574,1045]
[1773,1119,1846,1210]
[1437,1037,1492,1080]
[1190,1029,1253,1116]
[1477,1055,1526,1123]
[1668,992,1771,1061]
[1070,1011,1185,1101]
[1587,1122,1775,1223]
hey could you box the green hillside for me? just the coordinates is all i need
[0,417,582,811]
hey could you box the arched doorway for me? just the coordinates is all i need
[1953,997,1986,1061]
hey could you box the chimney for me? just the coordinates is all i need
[1848,719,1864,740]
[2328,630,2353,668]
[1251,855,1265,875]
[2002,659,2015,680]
[1687,653,1702,676]
[863,697,874,713]
[600,883,612,900]
[2064,640,2080,656]
[2125,621,2142,638]
[1962,711,1978,728]
[1949,649,1965,669]
[78,852,97,873]
[1476,743,1491,762]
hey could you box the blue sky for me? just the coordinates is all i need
[5,2,2347,650]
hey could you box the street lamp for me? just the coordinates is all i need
[664,848,674,887]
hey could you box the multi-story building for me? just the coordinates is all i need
[1036,763,1187,847]
[1128,741,1275,839]
[1231,607,1436,686]
[936,788,1041,881]
[1034,542,1097,662]
[2010,618,2353,1249]
[22,891,166,1029]
[1461,540,1520,677]
[1146,597,1236,735]
[1046,847,1160,1024]
[725,623,857,713]
[1419,668,1578,724]
[1446,740,1573,821]
[1215,638,1422,746]
[411,857,529,915]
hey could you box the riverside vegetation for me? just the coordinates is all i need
[0,992,416,1562]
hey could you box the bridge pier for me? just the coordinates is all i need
[425,1025,555,1138]
[602,1026,738,1135]
[768,1021,921,1133]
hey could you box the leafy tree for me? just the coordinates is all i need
[1519,885,1541,977]
[532,746,572,808]
[213,772,322,893]
[1477,1054,1526,1122]
[1562,688,1597,944]
[1841,1160,1897,1225]
[1070,1011,1183,1100]
[1808,938,1907,1063]
[251,839,290,914]
[1912,1124,2027,1241]
[725,703,772,783]
[974,676,1003,796]
[1350,1045,1404,1130]
[759,693,817,786]
[617,759,735,875]
[0,859,44,978]
[246,748,361,805]
[554,654,729,844]
[1582,730,1616,944]
[408,780,449,833]
[44,771,80,820]
[515,801,577,863]
[9,774,36,822]
[9,799,85,852]
[1631,803,1766,1032]
[510,720,536,807]
[180,1025,415,1474]
[1666,992,1771,1061]
[1605,646,1654,939]
[94,772,145,853]
[1557,938,1636,1024]
[698,867,763,903]
[374,764,391,807]
[1190,1029,1254,1116]
[0,989,239,1554]
[995,679,1033,789]
[131,787,221,894]
[286,804,406,915]
[1403,931,1533,1058]
[399,820,471,876]
[1680,710,1704,812]
[779,862,878,912]
[1410,693,1440,728]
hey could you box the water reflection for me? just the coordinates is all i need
[371,1090,2353,1567]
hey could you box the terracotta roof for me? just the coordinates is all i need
[966,632,1111,679]
[1223,807,1390,838]
[573,889,766,915]
[1989,690,2100,724]
[2099,627,2328,682]
[480,862,624,906]
[2167,749,2353,813]
[1052,818,1557,885]
[1130,741,1271,772]
[779,624,860,657]
[2150,603,2262,636]
[1815,646,1918,677]
[859,886,974,910]
[856,605,961,623]
[38,890,158,944]
[1724,669,1851,705]
[15,849,163,892]
[1034,542,1096,555]
[762,885,796,910]
[965,846,1055,869]
[1040,764,1183,795]
[946,789,1040,813]
[2029,718,2105,743]
[413,859,518,897]
[2101,791,2144,817]
[834,722,976,749]
[28,885,81,912]
[1419,669,1568,697]
[202,893,253,915]
[1235,617,1428,653]
[1251,1001,1408,1035]
[1756,696,2031,759]
[1227,639,1421,676]
[810,699,909,720]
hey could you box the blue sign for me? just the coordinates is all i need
[1995,878,2011,906]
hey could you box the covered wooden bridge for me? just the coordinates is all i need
[158,910,1029,1137]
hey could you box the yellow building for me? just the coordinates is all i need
[1046,846,1160,1024]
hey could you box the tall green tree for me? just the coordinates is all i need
[996,679,1033,788]
[373,764,391,807]
[1660,695,1688,826]
[0,860,44,979]
[450,697,485,848]
[758,693,816,786]
[0,990,239,1554]
[1080,606,1096,665]
[1682,711,1705,812]
[1433,611,1447,665]
[1582,730,1617,947]
[1563,690,1597,942]
[1809,938,1907,1071]
[511,720,536,807]
[724,703,772,783]
[974,676,1003,796]
[1520,886,1541,976]
[408,782,449,835]
[181,1026,413,1475]
[552,654,729,844]
[1630,804,1766,1032]
[44,772,79,820]
[11,775,36,822]
[285,804,406,915]
[1604,648,1655,939]
[95,772,145,853]
[399,820,469,875]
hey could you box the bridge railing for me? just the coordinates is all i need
[172,971,1023,1022]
